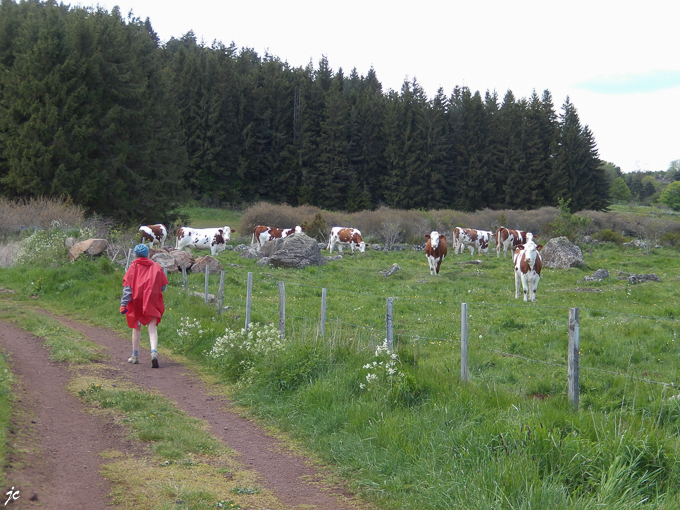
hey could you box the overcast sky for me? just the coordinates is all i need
[84,0,680,174]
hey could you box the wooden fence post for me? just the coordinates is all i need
[461,302,468,383]
[182,262,188,295]
[320,288,327,337]
[568,307,580,410]
[386,297,394,350]
[125,249,132,271]
[218,270,225,315]
[204,265,210,304]
[279,281,286,338]
[245,272,253,330]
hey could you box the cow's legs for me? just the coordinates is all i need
[514,270,521,299]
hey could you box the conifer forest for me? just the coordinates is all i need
[0,0,612,224]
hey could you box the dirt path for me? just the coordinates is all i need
[0,312,368,510]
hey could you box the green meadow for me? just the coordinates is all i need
[2,206,680,509]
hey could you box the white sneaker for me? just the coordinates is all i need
[151,352,159,368]
[127,355,139,364]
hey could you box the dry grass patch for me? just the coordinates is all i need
[0,197,85,237]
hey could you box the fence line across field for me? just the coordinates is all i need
[173,268,679,407]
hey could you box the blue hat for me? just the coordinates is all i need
[134,244,149,257]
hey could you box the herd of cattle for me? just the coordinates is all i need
[138,223,544,303]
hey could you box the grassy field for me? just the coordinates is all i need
[3,206,680,509]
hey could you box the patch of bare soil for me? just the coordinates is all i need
[0,313,368,510]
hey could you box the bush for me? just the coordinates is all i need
[207,323,284,384]
[0,196,85,239]
[596,229,626,245]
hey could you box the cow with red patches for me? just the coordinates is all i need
[327,227,366,253]
[513,233,543,302]
[453,227,493,256]
[252,225,305,247]
[139,224,167,249]
[176,226,235,256]
[495,226,529,258]
[424,231,447,275]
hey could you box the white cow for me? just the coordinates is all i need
[251,225,304,247]
[327,227,367,253]
[139,224,167,248]
[176,226,235,256]
[453,227,492,256]
[513,233,543,302]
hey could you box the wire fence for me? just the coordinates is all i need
[172,268,680,401]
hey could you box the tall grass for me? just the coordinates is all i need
[4,206,680,508]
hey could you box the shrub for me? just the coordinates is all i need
[596,229,626,245]
[239,202,323,238]
[206,323,283,384]
[659,231,680,246]
[0,196,85,239]
[542,199,592,242]
[302,213,329,243]
[15,221,95,267]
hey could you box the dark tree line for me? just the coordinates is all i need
[0,1,610,224]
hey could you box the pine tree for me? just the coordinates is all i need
[316,72,349,209]
[553,98,609,211]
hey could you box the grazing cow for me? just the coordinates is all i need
[176,226,235,256]
[327,227,367,253]
[453,227,493,256]
[513,233,544,302]
[424,231,447,275]
[495,226,529,258]
[251,225,305,247]
[139,224,167,248]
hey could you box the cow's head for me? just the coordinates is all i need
[221,227,234,241]
[425,231,445,249]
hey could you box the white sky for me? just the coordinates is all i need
[85,0,680,174]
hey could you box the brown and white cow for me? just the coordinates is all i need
[495,226,529,258]
[176,226,235,256]
[327,227,366,253]
[139,224,167,248]
[513,233,543,302]
[424,231,447,275]
[251,225,305,247]
[453,227,493,256]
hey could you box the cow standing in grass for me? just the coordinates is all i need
[252,225,305,247]
[425,231,447,275]
[327,227,367,253]
[453,227,493,256]
[495,226,529,258]
[176,226,235,256]
[139,224,167,249]
[513,233,543,302]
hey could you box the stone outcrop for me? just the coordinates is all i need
[258,233,327,268]
[541,237,585,268]
[69,239,108,261]
[190,256,224,275]
[579,269,609,282]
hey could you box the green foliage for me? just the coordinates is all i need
[0,0,187,224]
[544,198,592,241]
[16,223,86,267]
[597,228,626,244]
[1,0,609,217]
[301,213,329,242]
[658,181,680,211]
[610,176,632,203]
[206,323,284,384]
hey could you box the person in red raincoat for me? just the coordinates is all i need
[120,244,168,368]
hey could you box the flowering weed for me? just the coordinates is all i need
[207,323,283,384]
